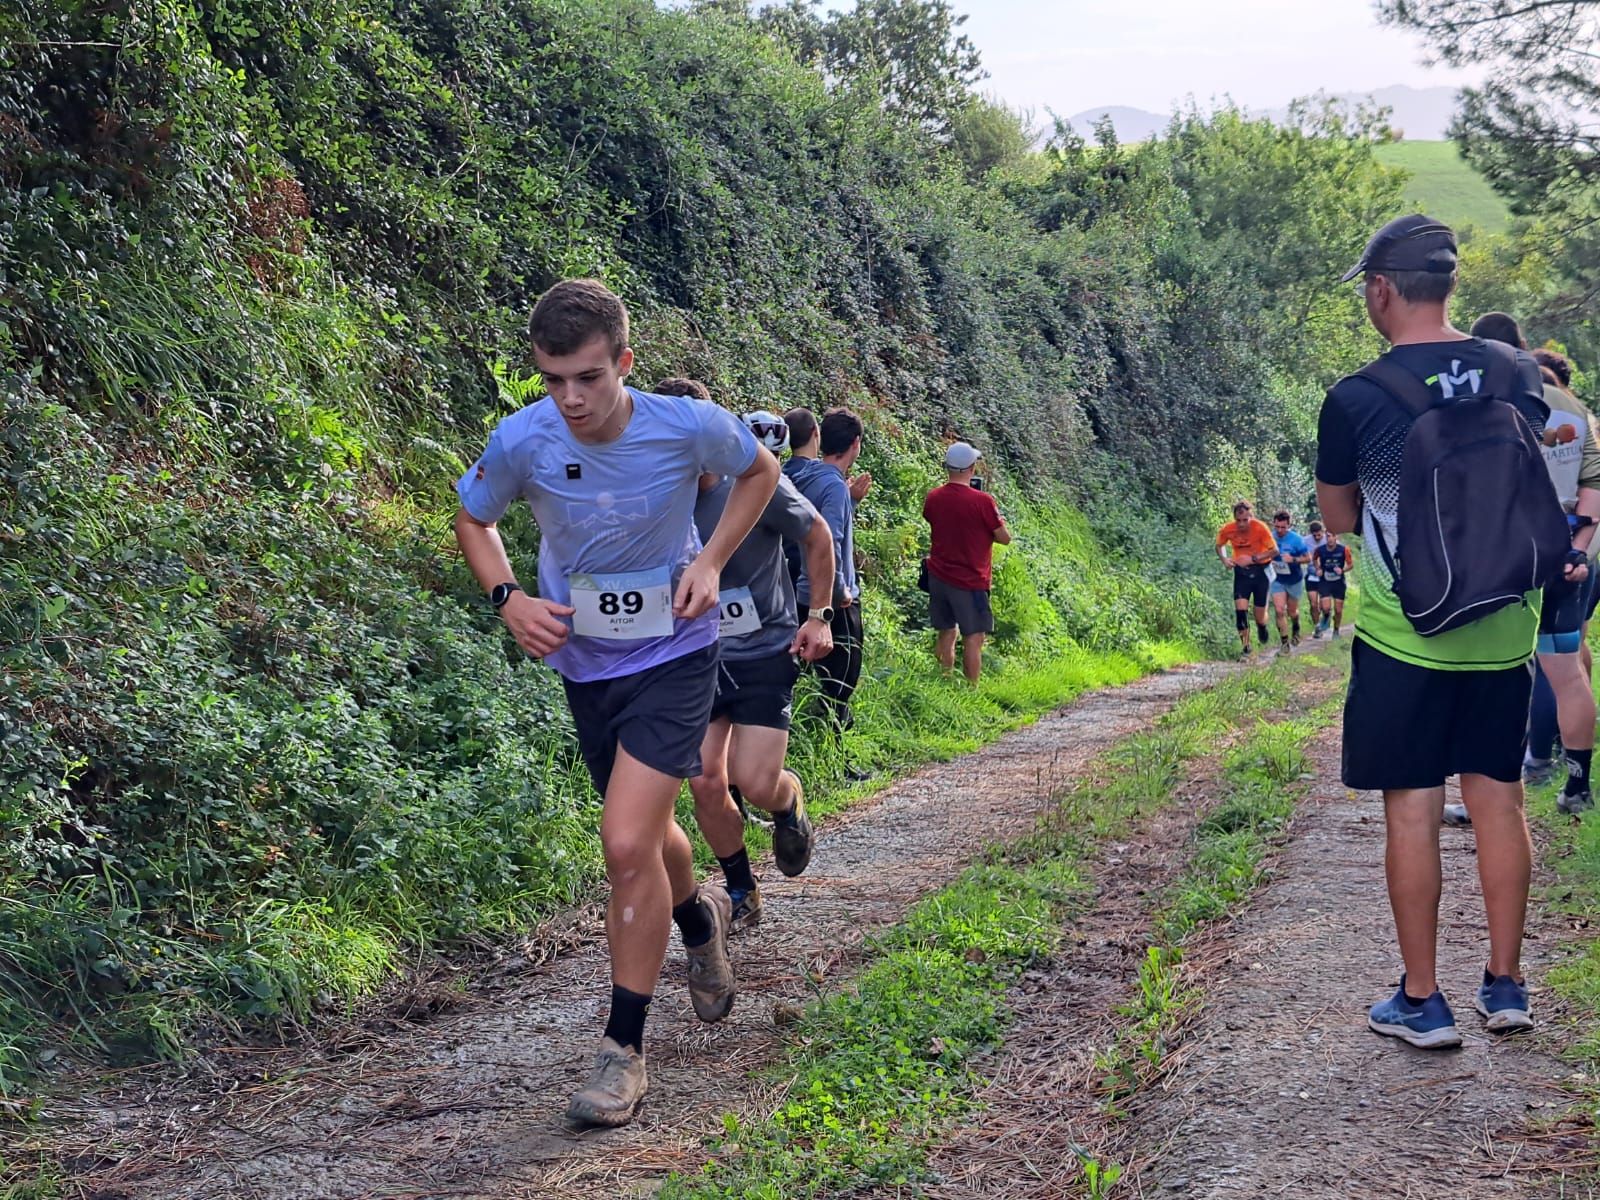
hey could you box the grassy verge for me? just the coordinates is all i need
[661,654,1331,1200]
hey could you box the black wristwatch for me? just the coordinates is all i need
[807,606,835,624]
[490,582,523,609]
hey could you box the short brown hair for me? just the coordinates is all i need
[1273,509,1291,522]
[1232,500,1252,515]
[1533,348,1573,388]
[784,407,818,450]
[819,407,863,457]
[653,377,710,400]
[528,279,629,359]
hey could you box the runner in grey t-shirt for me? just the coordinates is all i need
[673,399,836,930]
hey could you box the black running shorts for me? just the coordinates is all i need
[1341,637,1533,791]
[1232,566,1269,607]
[710,652,801,731]
[561,643,719,796]
[1320,578,1348,601]
[927,573,995,635]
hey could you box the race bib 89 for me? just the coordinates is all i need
[568,567,675,640]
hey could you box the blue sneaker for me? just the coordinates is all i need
[1368,979,1462,1048]
[1475,970,1532,1033]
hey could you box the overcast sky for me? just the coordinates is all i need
[960,0,1481,118]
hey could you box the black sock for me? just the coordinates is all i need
[1292,616,1301,637]
[1404,989,1429,1006]
[673,890,713,948]
[717,848,755,895]
[1256,623,1269,644]
[1567,748,1593,796]
[603,985,652,1052]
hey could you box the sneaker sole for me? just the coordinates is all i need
[1474,996,1533,1033]
[567,1092,644,1128]
[1441,810,1473,828]
[1368,1017,1462,1048]
[773,768,814,878]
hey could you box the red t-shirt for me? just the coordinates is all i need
[923,482,1003,591]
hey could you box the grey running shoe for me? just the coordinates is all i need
[727,882,763,931]
[772,768,815,877]
[1441,802,1472,828]
[567,1037,647,1127]
[685,885,736,1022]
[1524,756,1557,787]
[1558,789,1594,816]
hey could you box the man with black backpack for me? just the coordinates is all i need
[1316,215,1570,1050]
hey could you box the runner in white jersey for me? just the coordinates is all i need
[655,384,837,930]
[454,281,779,1129]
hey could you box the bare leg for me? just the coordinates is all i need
[961,631,985,682]
[1234,598,1250,652]
[688,718,742,859]
[1540,650,1596,756]
[1459,774,1531,980]
[1383,786,1444,997]
[601,745,697,995]
[1272,591,1290,639]
[727,724,794,814]
[935,627,958,671]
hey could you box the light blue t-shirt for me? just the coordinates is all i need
[1272,529,1311,585]
[457,388,759,683]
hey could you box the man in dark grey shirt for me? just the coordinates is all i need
[688,407,835,929]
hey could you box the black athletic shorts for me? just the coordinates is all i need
[1342,637,1533,791]
[928,573,994,635]
[1232,566,1269,607]
[1320,578,1347,601]
[710,652,800,731]
[1305,577,1322,596]
[561,643,719,796]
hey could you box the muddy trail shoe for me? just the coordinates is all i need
[727,882,763,931]
[1558,788,1594,816]
[772,768,815,877]
[1291,633,1301,647]
[1441,802,1472,828]
[685,885,736,1022]
[1368,979,1461,1049]
[1475,971,1532,1033]
[1239,644,1252,661]
[567,1038,647,1127]
[1523,756,1557,787]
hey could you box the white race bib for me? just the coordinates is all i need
[718,586,763,638]
[568,567,674,640]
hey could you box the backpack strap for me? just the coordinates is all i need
[1356,358,1438,419]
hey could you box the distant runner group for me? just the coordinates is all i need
[453,280,1010,1127]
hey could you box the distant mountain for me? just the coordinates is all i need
[1064,85,1462,143]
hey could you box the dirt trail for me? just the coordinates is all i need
[67,662,1231,1200]
[1126,741,1578,1198]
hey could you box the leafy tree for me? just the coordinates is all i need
[757,0,984,134]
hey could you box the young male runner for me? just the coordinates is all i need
[679,399,837,929]
[454,280,779,1128]
[1305,520,1327,636]
[1315,531,1351,637]
[1317,215,1558,1048]
[1268,509,1313,650]
[1215,500,1276,658]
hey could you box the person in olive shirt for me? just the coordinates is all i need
[922,441,1010,681]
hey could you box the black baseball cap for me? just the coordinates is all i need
[1339,214,1458,282]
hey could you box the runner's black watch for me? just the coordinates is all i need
[491,582,523,609]
[807,605,834,624]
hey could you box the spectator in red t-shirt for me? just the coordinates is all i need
[922,442,1011,681]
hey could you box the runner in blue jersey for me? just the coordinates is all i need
[454,280,780,1129]
[1267,508,1313,651]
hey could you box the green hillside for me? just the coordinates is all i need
[1374,140,1512,233]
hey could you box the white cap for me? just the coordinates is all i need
[944,441,982,470]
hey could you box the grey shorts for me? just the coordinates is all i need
[928,573,994,636]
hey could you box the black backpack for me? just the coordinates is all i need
[1357,341,1569,637]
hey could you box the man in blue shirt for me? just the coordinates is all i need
[783,407,870,747]
[454,280,779,1128]
[1268,508,1313,651]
